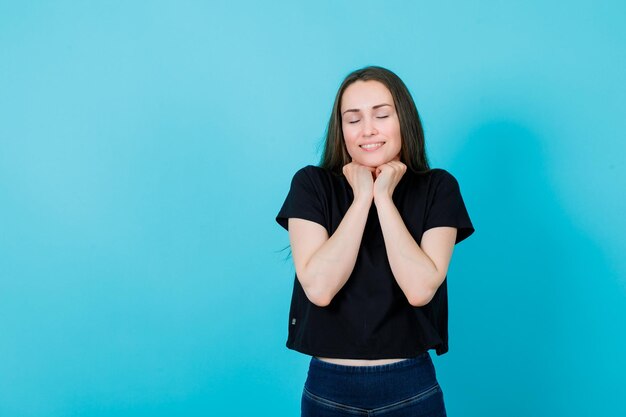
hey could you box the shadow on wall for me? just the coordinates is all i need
[445,120,625,417]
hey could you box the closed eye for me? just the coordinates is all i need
[348,115,388,124]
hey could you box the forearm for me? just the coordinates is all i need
[303,197,371,306]
[375,196,439,306]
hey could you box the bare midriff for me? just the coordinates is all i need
[315,357,409,366]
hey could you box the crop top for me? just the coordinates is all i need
[275,165,475,359]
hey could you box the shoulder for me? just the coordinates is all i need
[404,167,456,188]
[293,165,336,184]
[302,164,334,176]
[427,168,460,188]
[427,168,454,180]
[297,164,325,176]
[286,166,338,201]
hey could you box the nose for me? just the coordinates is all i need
[363,116,378,136]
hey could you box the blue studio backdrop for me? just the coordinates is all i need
[1,1,625,416]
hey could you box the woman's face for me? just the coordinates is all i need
[340,80,402,168]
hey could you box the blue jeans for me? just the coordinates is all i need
[301,352,447,416]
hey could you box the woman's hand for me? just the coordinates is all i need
[374,161,407,202]
[343,162,375,204]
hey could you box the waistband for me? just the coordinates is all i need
[309,351,431,374]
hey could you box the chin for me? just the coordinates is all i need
[357,161,378,168]
[358,157,392,167]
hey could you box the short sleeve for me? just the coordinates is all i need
[275,166,327,231]
[424,170,475,244]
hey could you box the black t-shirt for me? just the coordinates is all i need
[276,165,475,359]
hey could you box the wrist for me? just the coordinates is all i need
[374,193,394,207]
[352,194,373,208]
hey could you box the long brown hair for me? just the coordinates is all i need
[319,66,430,175]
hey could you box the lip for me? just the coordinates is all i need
[359,141,385,151]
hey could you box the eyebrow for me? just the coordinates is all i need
[342,103,392,115]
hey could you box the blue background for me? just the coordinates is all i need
[1,1,624,416]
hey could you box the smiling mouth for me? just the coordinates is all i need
[359,142,385,151]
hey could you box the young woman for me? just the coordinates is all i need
[276,66,475,416]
